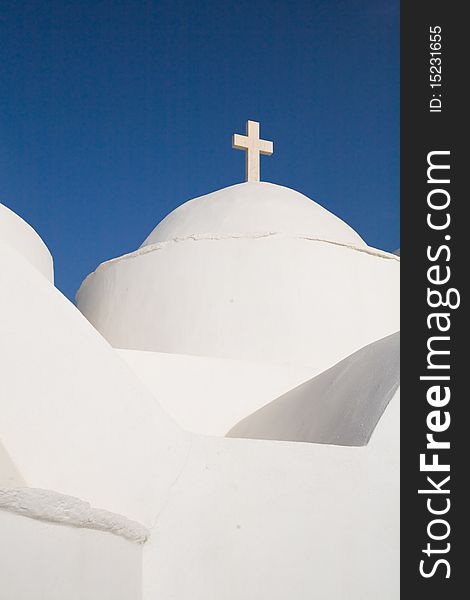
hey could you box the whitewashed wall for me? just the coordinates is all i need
[118,349,314,435]
[0,239,188,526]
[78,237,399,371]
[1,202,400,600]
[142,391,400,600]
[0,509,142,600]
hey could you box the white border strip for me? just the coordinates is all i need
[0,487,149,543]
[77,232,399,297]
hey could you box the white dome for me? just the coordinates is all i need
[0,203,53,282]
[141,182,366,248]
[77,182,399,370]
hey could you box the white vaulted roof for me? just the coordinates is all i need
[141,182,367,248]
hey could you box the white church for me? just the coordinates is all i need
[0,121,400,599]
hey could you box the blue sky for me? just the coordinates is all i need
[1,0,399,300]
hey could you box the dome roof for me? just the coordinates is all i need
[141,182,366,248]
[0,203,53,282]
[77,180,399,370]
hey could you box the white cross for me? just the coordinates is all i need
[232,120,273,183]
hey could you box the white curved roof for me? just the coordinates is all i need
[141,182,366,248]
[228,332,400,445]
[0,203,53,282]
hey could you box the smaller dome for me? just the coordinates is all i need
[141,182,366,248]
[0,203,53,282]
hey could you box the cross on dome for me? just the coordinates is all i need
[232,120,273,183]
